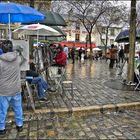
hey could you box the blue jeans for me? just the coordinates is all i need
[31,76,48,99]
[0,93,23,130]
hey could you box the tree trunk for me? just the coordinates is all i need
[127,0,137,82]
[89,33,92,59]
[105,28,109,56]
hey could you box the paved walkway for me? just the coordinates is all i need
[21,59,140,112]
[2,59,140,139]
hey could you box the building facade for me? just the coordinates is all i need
[61,14,122,48]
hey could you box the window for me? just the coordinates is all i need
[110,28,115,36]
[75,23,80,30]
[110,39,114,44]
[75,34,80,42]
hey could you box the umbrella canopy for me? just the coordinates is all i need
[92,48,101,51]
[40,10,66,26]
[13,23,62,36]
[24,10,66,26]
[0,2,45,23]
[115,29,140,43]
[0,2,45,40]
[46,36,66,42]
[51,26,66,37]
[76,47,85,50]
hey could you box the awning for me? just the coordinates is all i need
[59,42,96,48]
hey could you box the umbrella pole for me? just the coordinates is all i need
[8,14,11,40]
[36,30,40,72]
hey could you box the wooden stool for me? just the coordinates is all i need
[62,80,74,99]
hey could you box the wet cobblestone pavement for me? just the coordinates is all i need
[2,110,140,139]
[21,60,140,110]
[3,59,140,139]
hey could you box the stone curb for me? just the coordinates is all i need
[8,102,140,117]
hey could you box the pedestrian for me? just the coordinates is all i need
[109,44,117,68]
[0,40,23,135]
[63,45,69,59]
[118,46,124,63]
[71,46,75,64]
[78,47,83,61]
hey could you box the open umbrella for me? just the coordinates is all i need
[115,29,140,43]
[0,2,45,39]
[13,23,62,47]
[13,23,62,36]
[24,10,66,26]
[50,26,66,37]
[92,48,101,51]
[39,10,66,26]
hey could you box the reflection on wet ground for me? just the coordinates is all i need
[66,59,118,79]
[3,110,140,139]
[2,59,140,139]
[19,59,140,110]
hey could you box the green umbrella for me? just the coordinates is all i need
[40,10,66,26]
[46,36,66,42]
[23,10,66,26]
[49,26,66,37]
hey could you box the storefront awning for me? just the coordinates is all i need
[59,42,96,48]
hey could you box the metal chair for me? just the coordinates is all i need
[47,66,66,94]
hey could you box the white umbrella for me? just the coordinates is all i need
[13,23,62,47]
[13,23,61,36]
[76,47,85,50]
[92,48,101,51]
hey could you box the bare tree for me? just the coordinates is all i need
[128,0,137,82]
[64,0,110,58]
[96,3,128,54]
[51,0,71,14]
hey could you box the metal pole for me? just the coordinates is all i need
[8,13,11,40]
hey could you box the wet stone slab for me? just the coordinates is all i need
[1,110,139,139]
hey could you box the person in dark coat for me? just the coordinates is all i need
[71,47,75,64]
[118,46,124,63]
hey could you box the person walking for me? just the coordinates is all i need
[118,46,124,63]
[109,44,117,68]
[78,47,83,61]
[0,40,23,135]
[71,47,75,64]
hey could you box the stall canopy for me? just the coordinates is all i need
[59,42,96,48]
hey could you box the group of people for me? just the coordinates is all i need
[0,40,67,135]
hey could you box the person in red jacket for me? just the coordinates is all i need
[52,45,67,67]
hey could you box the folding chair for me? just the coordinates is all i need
[21,73,38,112]
[47,66,66,94]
